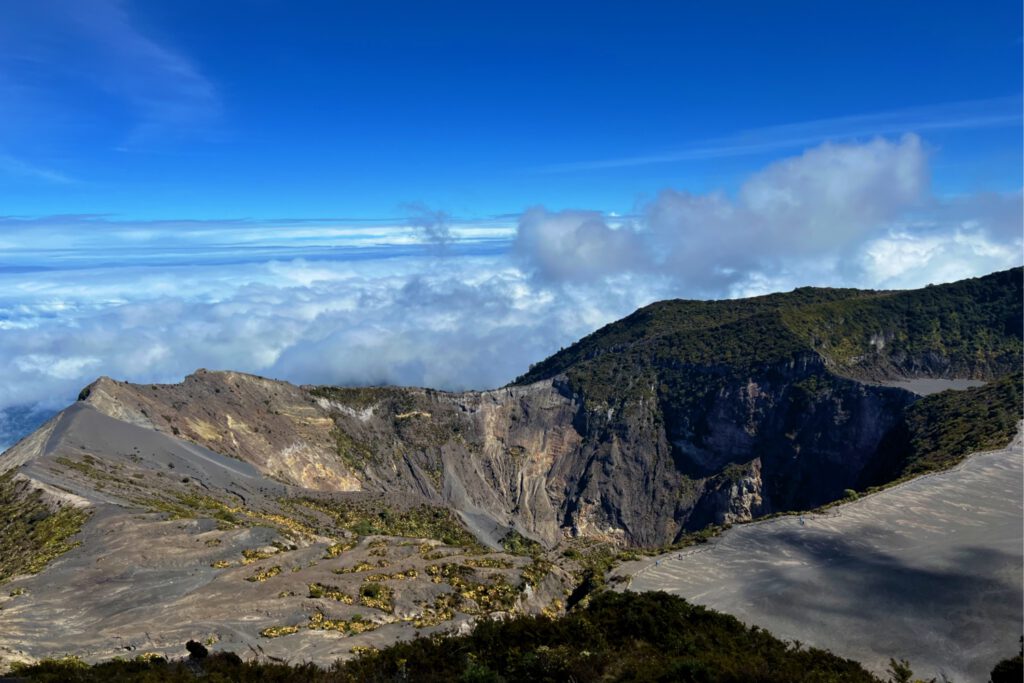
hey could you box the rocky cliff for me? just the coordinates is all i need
[36,267,1020,549]
[1,267,1020,667]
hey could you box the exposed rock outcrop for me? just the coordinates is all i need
[65,360,915,548]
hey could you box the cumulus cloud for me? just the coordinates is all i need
[737,133,927,249]
[514,135,1019,295]
[513,208,647,282]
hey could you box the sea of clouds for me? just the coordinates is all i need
[1,135,1020,449]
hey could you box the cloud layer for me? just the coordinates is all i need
[1,136,1020,449]
[515,135,1020,295]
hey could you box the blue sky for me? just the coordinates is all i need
[0,1,1022,447]
[1,1,1021,217]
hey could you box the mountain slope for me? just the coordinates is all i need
[515,267,1022,388]
[7,268,1020,549]
[0,267,1020,667]
[0,403,569,667]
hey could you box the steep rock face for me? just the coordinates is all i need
[309,381,585,546]
[53,268,1021,548]
[77,371,358,492]
[548,355,914,545]
[74,373,586,547]
[74,363,915,548]
[687,458,766,528]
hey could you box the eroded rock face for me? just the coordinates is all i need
[77,371,354,492]
[69,362,915,549]
[688,459,767,528]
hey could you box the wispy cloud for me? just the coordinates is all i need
[0,0,222,162]
[539,96,1023,173]
[0,153,74,184]
[64,0,222,144]
[0,214,514,256]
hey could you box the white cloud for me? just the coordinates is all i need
[0,136,1019,438]
[514,135,1019,295]
[513,208,647,283]
[737,133,927,249]
[858,227,1021,289]
[0,248,672,414]
[539,96,1022,172]
[14,354,101,380]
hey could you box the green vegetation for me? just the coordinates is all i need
[782,267,1023,378]
[358,581,393,612]
[423,562,519,614]
[307,582,354,603]
[0,472,90,585]
[900,371,1021,474]
[259,625,300,638]
[513,267,1022,407]
[308,385,415,412]
[308,611,379,635]
[296,497,480,548]
[499,529,543,556]
[131,490,241,527]
[245,566,281,582]
[864,371,1023,485]
[463,557,514,569]
[412,593,459,627]
[9,592,888,682]
[323,540,357,558]
[989,638,1023,683]
[326,426,376,469]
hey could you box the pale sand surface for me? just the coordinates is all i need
[878,378,986,396]
[617,430,1023,683]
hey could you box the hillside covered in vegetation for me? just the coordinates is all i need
[514,267,1022,400]
[861,369,1023,485]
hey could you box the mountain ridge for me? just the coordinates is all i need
[0,267,1021,667]
[5,267,1021,549]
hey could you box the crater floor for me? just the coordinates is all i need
[616,428,1023,683]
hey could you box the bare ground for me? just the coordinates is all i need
[615,427,1023,683]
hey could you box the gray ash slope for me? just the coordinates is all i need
[617,427,1024,682]
[0,266,1021,667]
[0,400,571,666]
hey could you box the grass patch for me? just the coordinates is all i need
[308,582,354,603]
[358,582,394,612]
[259,625,300,638]
[245,565,282,582]
[0,473,90,585]
[296,498,480,548]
